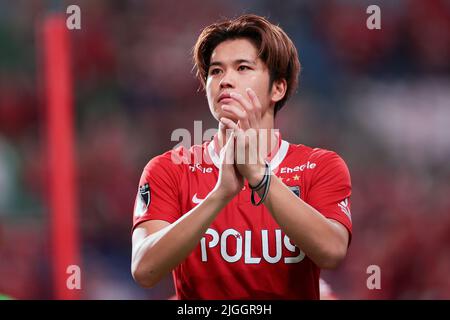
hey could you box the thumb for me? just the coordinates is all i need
[220,131,235,165]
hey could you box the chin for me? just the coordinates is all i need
[216,110,238,124]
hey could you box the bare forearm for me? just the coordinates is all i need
[132,190,230,287]
[257,176,347,269]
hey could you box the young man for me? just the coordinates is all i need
[131,14,352,299]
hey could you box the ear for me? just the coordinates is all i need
[271,78,287,104]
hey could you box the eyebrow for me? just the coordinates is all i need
[209,59,257,68]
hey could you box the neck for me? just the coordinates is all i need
[216,114,279,160]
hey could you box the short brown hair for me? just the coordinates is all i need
[193,14,301,115]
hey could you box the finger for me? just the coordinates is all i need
[222,104,246,119]
[229,92,257,127]
[246,88,262,122]
[224,131,235,165]
[221,104,250,129]
[219,130,233,163]
[220,117,239,131]
[220,117,240,149]
[234,129,246,165]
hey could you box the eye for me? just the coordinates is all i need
[238,65,251,71]
[208,68,222,76]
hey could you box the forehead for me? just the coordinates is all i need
[210,38,259,63]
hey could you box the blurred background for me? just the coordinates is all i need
[0,0,449,299]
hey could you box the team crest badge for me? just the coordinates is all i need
[134,183,151,217]
[289,185,301,198]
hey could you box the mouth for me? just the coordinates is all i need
[218,97,234,104]
[217,92,232,103]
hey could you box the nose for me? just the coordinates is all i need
[219,70,235,89]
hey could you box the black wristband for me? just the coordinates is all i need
[248,163,269,191]
[251,161,272,206]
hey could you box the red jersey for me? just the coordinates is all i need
[133,134,352,300]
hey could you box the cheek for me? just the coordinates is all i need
[249,75,259,84]
[248,76,270,103]
[205,81,214,102]
[205,81,219,114]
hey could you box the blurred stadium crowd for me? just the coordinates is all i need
[0,0,449,299]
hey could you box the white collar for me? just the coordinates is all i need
[207,139,289,171]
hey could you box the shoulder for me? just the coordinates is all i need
[287,143,350,177]
[142,142,209,175]
[288,142,340,158]
[309,147,348,167]
[286,143,346,162]
[308,147,351,186]
[141,146,187,178]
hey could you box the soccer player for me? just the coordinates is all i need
[131,14,352,299]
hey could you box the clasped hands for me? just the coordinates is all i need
[219,88,270,187]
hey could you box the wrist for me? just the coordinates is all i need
[209,187,236,205]
[249,161,272,206]
[247,165,266,187]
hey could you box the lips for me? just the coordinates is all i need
[218,92,232,103]
[219,97,234,104]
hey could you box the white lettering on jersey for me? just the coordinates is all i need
[245,230,261,264]
[221,229,242,263]
[262,229,282,263]
[338,198,352,221]
[200,228,305,264]
[280,161,316,174]
[284,235,305,263]
[200,229,219,262]
[189,163,213,174]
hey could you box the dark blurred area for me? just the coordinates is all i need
[0,0,449,299]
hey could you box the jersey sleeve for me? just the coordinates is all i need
[306,149,353,239]
[132,150,184,230]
